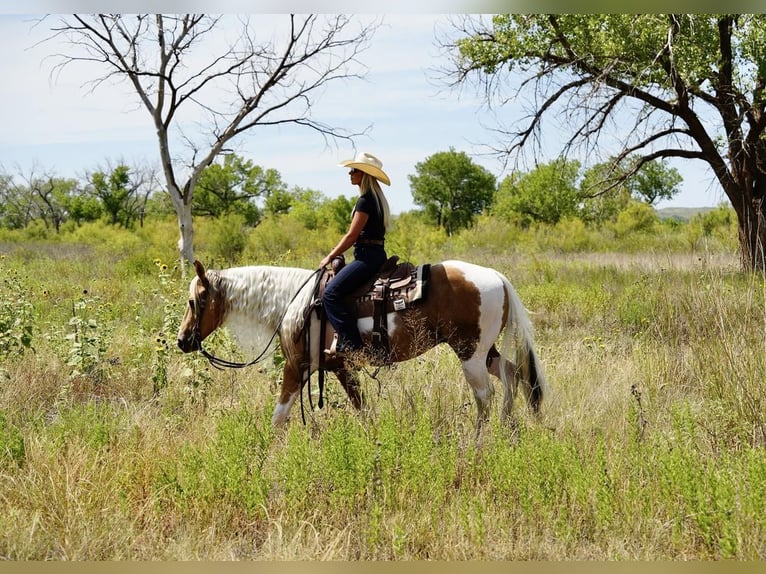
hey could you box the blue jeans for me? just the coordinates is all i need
[322,244,387,351]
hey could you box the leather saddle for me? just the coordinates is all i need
[310,255,431,357]
[318,255,429,318]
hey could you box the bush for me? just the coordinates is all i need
[612,201,658,238]
[0,259,34,360]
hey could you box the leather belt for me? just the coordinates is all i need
[356,239,385,246]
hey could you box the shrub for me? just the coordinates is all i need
[0,258,34,360]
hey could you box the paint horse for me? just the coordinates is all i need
[176,259,548,430]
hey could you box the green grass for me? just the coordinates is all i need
[0,221,764,559]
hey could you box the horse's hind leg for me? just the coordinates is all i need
[461,356,495,432]
[335,368,364,410]
[486,344,519,422]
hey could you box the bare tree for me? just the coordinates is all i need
[41,14,377,273]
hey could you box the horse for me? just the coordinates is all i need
[176,259,548,431]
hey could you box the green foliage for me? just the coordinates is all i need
[0,411,25,467]
[409,148,496,235]
[193,154,284,226]
[385,212,449,263]
[150,258,178,396]
[578,161,632,225]
[158,407,273,516]
[1,202,766,559]
[457,14,742,90]
[64,291,114,385]
[493,159,581,225]
[200,213,249,266]
[0,258,34,360]
[612,201,658,238]
[91,165,132,226]
[320,195,355,234]
[47,402,122,451]
[451,14,766,268]
[628,159,683,206]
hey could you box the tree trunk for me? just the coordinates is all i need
[727,140,766,273]
[176,203,195,278]
[167,182,195,278]
[737,194,766,273]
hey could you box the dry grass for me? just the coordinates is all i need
[0,244,764,560]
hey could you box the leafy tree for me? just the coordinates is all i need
[318,195,355,234]
[44,14,378,274]
[448,14,766,270]
[409,148,496,235]
[0,173,33,230]
[578,161,632,225]
[62,191,102,227]
[91,166,129,227]
[25,173,79,233]
[627,158,683,206]
[193,155,285,226]
[90,162,157,228]
[284,188,324,230]
[263,188,294,217]
[493,159,581,225]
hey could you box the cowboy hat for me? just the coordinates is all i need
[338,151,391,186]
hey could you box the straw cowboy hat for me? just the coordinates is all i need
[338,151,391,186]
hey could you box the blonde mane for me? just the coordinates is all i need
[212,265,316,355]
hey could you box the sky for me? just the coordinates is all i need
[0,12,728,214]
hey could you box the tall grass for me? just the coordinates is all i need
[0,216,764,559]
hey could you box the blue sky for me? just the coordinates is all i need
[0,13,726,214]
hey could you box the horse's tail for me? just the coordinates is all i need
[497,273,548,414]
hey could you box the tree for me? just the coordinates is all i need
[447,15,766,270]
[409,148,496,235]
[193,154,285,226]
[627,158,683,206]
[25,172,78,233]
[0,172,34,229]
[578,161,632,225]
[493,158,581,225]
[44,14,377,273]
[89,162,157,228]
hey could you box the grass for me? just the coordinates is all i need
[0,227,764,559]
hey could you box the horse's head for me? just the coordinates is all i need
[177,260,226,353]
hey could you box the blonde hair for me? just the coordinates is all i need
[360,173,391,231]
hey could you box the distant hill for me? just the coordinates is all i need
[656,206,717,222]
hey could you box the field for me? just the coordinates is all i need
[0,216,764,560]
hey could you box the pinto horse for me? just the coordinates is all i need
[177,259,548,430]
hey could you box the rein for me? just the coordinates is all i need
[197,268,323,371]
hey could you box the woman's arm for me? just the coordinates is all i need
[319,210,369,268]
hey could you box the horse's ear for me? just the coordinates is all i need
[193,260,209,287]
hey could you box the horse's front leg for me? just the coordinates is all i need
[272,362,302,426]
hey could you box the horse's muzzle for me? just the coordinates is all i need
[177,337,200,353]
